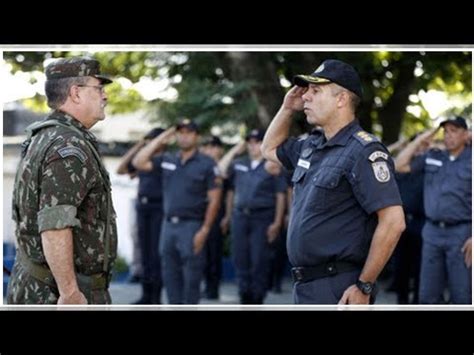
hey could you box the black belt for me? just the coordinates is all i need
[138,196,162,204]
[166,216,203,224]
[237,206,272,215]
[428,219,471,228]
[291,261,361,283]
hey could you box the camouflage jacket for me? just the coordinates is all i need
[11,110,117,282]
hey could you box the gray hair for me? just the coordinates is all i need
[45,76,89,109]
[330,84,361,112]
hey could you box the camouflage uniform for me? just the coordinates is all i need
[7,58,117,304]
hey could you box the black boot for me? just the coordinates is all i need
[250,294,264,304]
[151,282,162,304]
[133,282,153,304]
[240,292,253,304]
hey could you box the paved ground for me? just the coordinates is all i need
[109,276,398,306]
[3,275,399,306]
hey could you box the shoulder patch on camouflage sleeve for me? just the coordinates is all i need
[57,146,88,163]
[353,131,379,146]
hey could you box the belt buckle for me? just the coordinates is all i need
[326,262,337,276]
[293,267,304,282]
[171,216,179,224]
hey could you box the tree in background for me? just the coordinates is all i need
[4,51,471,144]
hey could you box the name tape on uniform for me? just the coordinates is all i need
[297,159,311,169]
[425,158,443,167]
[161,162,177,171]
[234,164,249,172]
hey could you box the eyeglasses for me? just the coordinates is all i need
[77,84,105,93]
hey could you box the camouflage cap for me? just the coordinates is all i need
[45,57,113,84]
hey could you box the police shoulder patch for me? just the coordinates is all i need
[371,161,390,183]
[353,131,379,146]
[57,146,87,163]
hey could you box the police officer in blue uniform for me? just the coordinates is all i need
[133,120,222,304]
[395,116,472,304]
[117,127,165,304]
[222,130,287,304]
[261,59,405,304]
[200,135,226,299]
[389,134,429,304]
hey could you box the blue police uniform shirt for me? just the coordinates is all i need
[410,146,471,223]
[276,120,402,267]
[228,157,287,210]
[153,150,220,220]
[127,159,163,203]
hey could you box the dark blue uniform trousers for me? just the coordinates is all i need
[136,204,163,302]
[231,209,274,303]
[160,220,206,304]
[419,221,472,304]
[293,269,361,304]
[203,215,224,298]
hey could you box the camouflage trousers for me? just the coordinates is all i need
[6,261,112,304]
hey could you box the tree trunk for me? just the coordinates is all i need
[379,56,418,144]
[225,52,284,129]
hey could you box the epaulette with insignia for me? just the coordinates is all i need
[353,131,379,146]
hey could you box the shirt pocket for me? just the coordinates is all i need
[424,164,441,185]
[291,167,307,195]
[310,167,347,211]
[456,165,471,192]
[188,172,207,193]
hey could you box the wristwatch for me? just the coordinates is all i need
[356,280,374,295]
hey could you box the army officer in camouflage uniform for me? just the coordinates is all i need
[7,57,117,305]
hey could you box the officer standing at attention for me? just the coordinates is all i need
[200,136,226,299]
[116,127,166,304]
[220,130,287,304]
[7,57,117,304]
[261,59,405,304]
[133,120,222,304]
[395,117,472,304]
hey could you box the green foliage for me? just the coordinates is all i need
[112,255,129,274]
[4,50,472,142]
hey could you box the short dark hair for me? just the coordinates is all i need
[45,77,88,109]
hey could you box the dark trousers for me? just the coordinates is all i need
[392,216,423,304]
[136,204,163,285]
[203,216,224,298]
[419,221,472,304]
[231,209,274,303]
[136,203,163,303]
[267,227,288,292]
[293,269,362,304]
[160,220,206,304]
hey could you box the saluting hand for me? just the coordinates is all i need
[282,86,306,112]
[161,126,177,145]
[338,285,370,305]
